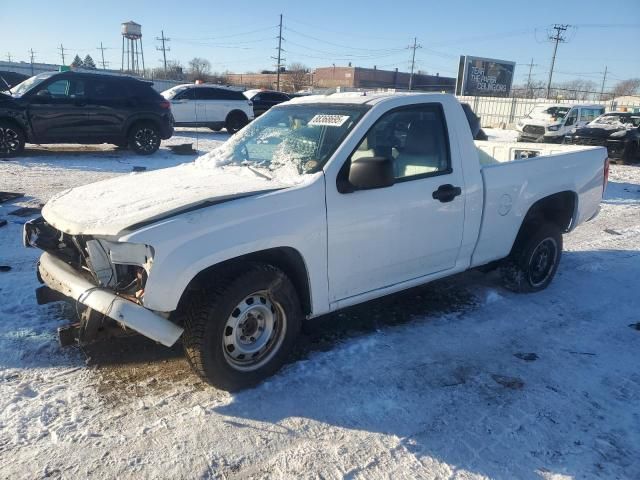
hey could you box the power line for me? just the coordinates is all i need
[58,44,66,65]
[97,42,109,69]
[600,65,608,101]
[156,30,171,72]
[272,14,285,90]
[29,48,36,75]
[407,37,422,91]
[525,58,538,96]
[546,24,569,99]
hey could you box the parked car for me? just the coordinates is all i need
[0,70,174,157]
[162,84,254,133]
[25,93,607,390]
[0,70,29,91]
[564,111,640,163]
[516,103,604,143]
[242,89,290,117]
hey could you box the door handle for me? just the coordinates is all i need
[432,184,462,203]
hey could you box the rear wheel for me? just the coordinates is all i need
[0,121,25,157]
[128,122,161,155]
[182,263,302,391]
[225,111,248,134]
[501,222,562,293]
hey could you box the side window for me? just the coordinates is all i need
[174,88,195,100]
[88,79,125,100]
[37,78,84,100]
[350,105,450,180]
[564,109,578,126]
[581,108,602,122]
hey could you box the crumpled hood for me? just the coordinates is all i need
[42,163,290,236]
[574,126,629,138]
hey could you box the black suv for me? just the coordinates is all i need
[242,89,290,117]
[0,70,174,157]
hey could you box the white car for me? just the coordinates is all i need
[26,93,608,390]
[161,84,254,133]
[516,103,604,143]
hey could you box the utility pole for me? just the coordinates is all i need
[272,14,285,91]
[599,65,608,101]
[29,48,36,75]
[407,37,422,91]
[525,58,538,98]
[546,24,569,99]
[6,52,12,62]
[97,42,108,69]
[58,44,66,65]
[156,30,170,72]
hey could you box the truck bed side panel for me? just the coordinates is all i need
[471,146,606,267]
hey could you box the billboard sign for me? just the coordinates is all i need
[456,55,515,97]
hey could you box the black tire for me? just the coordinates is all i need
[621,142,639,165]
[500,222,563,293]
[209,126,222,132]
[0,120,26,157]
[182,262,302,391]
[225,111,248,134]
[128,122,161,155]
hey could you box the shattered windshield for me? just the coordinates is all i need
[11,72,56,97]
[197,103,368,181]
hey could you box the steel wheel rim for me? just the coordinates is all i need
[528,237,558,287]
[0,127,20,154]
[134,128,159,152]
[222,291,287,371]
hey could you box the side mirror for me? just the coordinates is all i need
[348,156,395,191]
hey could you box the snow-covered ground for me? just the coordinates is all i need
[1,128,639,479]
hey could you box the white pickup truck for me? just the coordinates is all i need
[25,93,609,390]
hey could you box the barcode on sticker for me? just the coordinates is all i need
[308,114,350,127]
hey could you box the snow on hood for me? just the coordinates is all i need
[42,162,301,237]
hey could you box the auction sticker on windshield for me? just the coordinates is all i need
[308,114,351,127]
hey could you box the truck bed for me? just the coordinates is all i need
[470,140,607,267]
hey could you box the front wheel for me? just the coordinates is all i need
[225,112,248,134]
[500,222,562,293]
[0,121,26,157]
[621,142,639,165]
[182,263,302,391]
[128,122,161,155]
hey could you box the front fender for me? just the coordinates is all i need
[120,176,329,315]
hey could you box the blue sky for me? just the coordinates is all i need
[1,0,638,88]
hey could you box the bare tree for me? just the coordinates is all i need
[612,78,640,98]
[286,62,310,92]
[152,60,185,81]
[188,57,211,82]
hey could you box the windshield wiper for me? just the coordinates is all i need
[246,165,273,181]
[0,75,13,94]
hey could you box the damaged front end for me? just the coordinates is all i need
[24,217,183,347]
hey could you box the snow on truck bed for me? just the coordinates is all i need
[1,129,640,478]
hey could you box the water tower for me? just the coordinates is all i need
[121,21,145,75]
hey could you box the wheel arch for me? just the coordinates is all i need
[177,246,312,317]
[511,190,576,253]
[225,109,248,123]
[124,115,161,137]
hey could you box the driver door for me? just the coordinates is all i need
[325,103,465,303]
[27,77,90,141]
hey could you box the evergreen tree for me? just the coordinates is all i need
[83,55,96,69]
[71,55,83,68]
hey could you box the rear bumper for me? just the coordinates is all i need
[37,252,183,347]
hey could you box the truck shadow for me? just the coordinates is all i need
[603,180,640,205]
[204,247,639,479]
[86,273,478,397]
